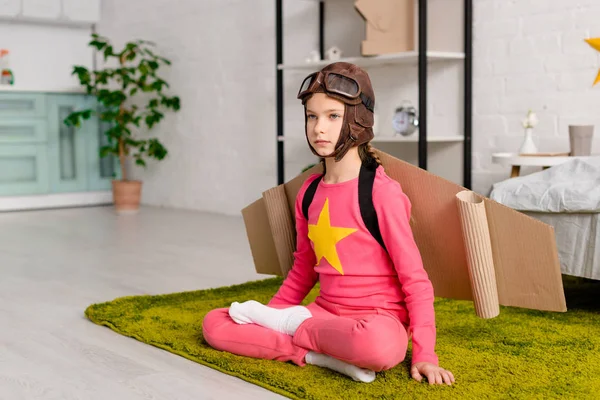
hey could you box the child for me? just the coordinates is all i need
[202,62,455,386]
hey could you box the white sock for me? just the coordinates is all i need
[305,351,376,383]
[228,300,312,336]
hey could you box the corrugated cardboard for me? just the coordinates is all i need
[241,199,281,276]
[456,191,500,319]
[355,0,414,56]
[355,0,465,56]
[263,185,295,275]
[241,149,567,317]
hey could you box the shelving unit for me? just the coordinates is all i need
[275,0,473,188]
[278,135,465,143]
[372,135,465,143]
[278,51,465,71]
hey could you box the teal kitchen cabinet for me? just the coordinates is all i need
[0,117,50,195]
[0,93,46,118]
[87,116,118,191]
[46,94,91,193]
[0,119,47,143]
[0,143,49,196]
[0,91,116,197]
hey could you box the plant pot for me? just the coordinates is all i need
[112,180,142,214]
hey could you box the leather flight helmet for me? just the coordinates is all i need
[297,62,375,161]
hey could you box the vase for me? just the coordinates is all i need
[518,128,537,155]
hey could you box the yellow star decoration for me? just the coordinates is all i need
[585,38,600,86]
[308,198,357,275]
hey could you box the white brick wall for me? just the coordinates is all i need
[98,0,464,215]
[473,0,600,195]
[98,0,282,216]
[96,0,600,213]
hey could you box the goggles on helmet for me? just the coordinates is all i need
[297,71,374,112]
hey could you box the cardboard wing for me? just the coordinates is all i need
[241,150,567,318]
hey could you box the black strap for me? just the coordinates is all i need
[302,174,323,220]
[301,159,387,252]
[358,161,387,252]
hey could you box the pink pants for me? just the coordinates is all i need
[202,299,408,372]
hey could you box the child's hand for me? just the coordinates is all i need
[411,362,455,385]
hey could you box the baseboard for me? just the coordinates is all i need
[0,191,113,212]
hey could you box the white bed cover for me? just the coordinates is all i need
[490,157,600,280]
[490,157,600,213]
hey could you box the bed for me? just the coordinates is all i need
[490,157,600,280]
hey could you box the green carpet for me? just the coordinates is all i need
[85,276,600,399]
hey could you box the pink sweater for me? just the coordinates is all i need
[268,166,438,366]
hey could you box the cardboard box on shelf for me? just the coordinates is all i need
[355,0,414,56]
[354,0,465,56]
[241,149,567,318]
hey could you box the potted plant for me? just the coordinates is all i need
[65,33,180,213]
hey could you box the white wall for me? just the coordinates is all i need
[4,0,597,214]
[98,0,464,216]
[472,0,600,195]
[97,0,279,216]
[0,23,92,91]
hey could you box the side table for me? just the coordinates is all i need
[491,152,596,177]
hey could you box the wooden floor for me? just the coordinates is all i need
[0,206,286,399]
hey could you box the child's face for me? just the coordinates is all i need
[305,93,345,157]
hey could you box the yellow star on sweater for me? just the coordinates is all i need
[308,198,357,275]
[585,38,600,85]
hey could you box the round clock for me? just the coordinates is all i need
[392,101,419,136]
